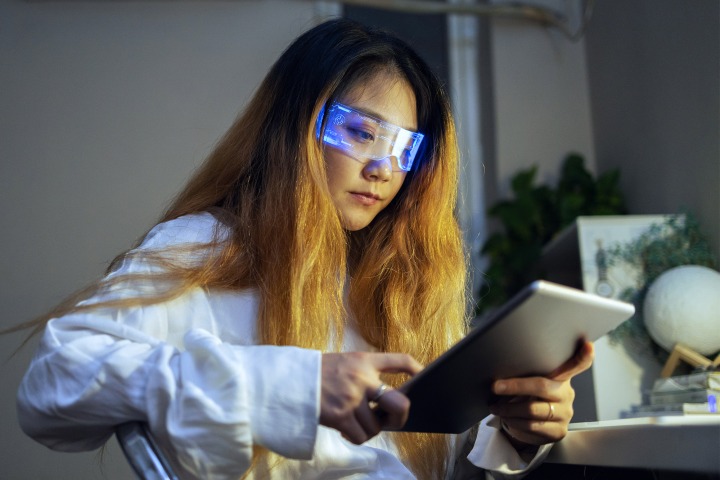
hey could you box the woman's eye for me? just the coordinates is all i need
[347,127,374,143]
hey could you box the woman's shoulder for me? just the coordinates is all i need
[139,212,229,251]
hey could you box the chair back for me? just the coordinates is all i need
[116,422,179,480]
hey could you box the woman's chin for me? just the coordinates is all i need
[340,215,373,232]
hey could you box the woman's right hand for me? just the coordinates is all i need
[319,352,422,444]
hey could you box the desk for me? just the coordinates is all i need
[545,416,720,473]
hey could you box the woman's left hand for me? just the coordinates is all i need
[488,340,594,447]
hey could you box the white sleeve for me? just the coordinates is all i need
[466,415,552,479]
[17,307,321,479]
[16,215,321,479]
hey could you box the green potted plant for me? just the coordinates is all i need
[477,153,627,314]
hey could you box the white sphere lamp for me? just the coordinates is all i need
[643,265,720,355]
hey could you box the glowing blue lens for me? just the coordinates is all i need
[317,102,424,172]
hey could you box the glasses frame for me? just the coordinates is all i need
[316,102,425,172]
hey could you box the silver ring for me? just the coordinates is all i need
[370,383,388,403]
[545,402,555,422]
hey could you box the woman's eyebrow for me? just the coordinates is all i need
[350,106,417,132]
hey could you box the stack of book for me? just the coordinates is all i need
[622,370,719,418]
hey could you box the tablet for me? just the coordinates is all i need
[389,280,635,434]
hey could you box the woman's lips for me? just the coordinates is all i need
[350,192,380,206]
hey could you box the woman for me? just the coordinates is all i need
[16,18,592,479]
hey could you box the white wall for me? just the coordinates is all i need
[487,0,596,197]
[0,2,319,478]
[586,0,720,260]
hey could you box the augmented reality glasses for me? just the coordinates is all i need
[316,102,424,172]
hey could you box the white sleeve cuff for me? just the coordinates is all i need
[466,415,552,478]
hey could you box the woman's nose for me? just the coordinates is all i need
[362,157,393,182]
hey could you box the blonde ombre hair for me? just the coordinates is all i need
[21,19,469,479]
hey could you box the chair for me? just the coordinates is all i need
[115,422,179,480]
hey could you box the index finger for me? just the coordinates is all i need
[548,340,594,381]
[367,353,424,376]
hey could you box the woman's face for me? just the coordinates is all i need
[323,73,418,231]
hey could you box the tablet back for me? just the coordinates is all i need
[394,280,635,433]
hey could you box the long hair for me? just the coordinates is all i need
[21,19,469,479]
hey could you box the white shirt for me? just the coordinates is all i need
[17,213,550,479]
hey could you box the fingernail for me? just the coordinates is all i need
[495,381,507,393]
